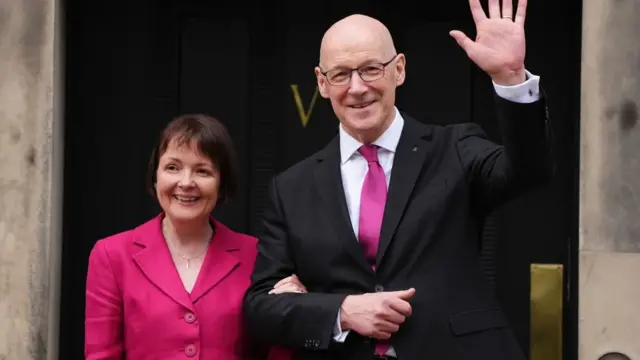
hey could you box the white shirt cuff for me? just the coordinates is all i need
[492,70,541,104]
[332,310,350,342]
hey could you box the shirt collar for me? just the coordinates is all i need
[339,107,404,164]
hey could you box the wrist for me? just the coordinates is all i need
[491,68,526,86]
[339,295,354,330]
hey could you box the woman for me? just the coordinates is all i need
[85,114,304,359]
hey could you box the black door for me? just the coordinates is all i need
[61,0,580,359]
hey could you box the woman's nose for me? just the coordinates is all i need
[178,171,195,187]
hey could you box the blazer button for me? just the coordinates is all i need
[374,284,384,292]
[184,312,197,324]
[185,344,197,357]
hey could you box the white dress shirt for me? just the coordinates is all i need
[332,71,542,357]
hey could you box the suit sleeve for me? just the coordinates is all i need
[85,240,124,360]
[455,88,555,214]
[243,177,347,350]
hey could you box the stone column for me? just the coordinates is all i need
[0,0,64,359]
[580,0,640,359]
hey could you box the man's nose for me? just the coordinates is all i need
[348,72,368,94]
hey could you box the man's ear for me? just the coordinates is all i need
[394,53,406,86]
[315,67,330,99]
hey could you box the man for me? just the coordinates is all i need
[244,0,553,359]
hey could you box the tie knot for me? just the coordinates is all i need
[358,144,379,163]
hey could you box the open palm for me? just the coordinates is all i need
[451,0,528,82]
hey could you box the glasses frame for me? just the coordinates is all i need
[320,54,398,86]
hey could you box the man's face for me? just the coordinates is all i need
[315,38,405,142]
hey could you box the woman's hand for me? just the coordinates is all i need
[268,274,307,294]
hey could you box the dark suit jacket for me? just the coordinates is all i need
[243,95,554,360]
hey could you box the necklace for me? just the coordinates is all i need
[162,220,213,269]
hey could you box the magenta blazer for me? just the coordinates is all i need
[85,214,291,360]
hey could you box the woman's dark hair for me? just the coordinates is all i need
[146,114,239,203]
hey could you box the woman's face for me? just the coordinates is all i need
[155,139,220,224]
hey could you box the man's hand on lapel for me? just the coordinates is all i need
[450,0,528,86]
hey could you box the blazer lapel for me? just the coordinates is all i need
[190,220,240,303]
[314,138,373,273]
[377,117,433,265]
[132,215,195,311]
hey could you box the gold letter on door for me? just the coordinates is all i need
[290,85,319,127]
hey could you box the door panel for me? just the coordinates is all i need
[396,22,471,125]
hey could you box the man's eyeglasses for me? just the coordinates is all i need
[320,54,398,86]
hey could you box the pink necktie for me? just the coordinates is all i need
[357,145,390,356]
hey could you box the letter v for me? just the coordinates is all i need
[290,85,319,127]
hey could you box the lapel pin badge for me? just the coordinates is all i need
[412,147,418,152]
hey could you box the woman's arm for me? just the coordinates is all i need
[85,239,124,360]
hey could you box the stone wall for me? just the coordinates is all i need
[580,0,640,359]
[0,0,63,359]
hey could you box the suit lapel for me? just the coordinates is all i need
[132,215,195,311]
[377,116,433,265]
[314,138,373,273]
[190,221,240,303]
